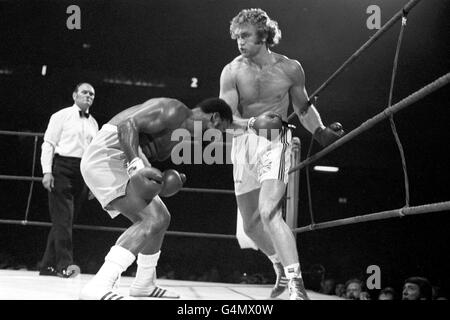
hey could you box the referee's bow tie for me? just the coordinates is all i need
[79,110,90,118]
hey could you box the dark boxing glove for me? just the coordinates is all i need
[159,169,187,197]
[248,111,293,140]
[128,166,163,201]
[313,122,345,147]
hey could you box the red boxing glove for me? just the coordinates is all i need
[159,169,187,197]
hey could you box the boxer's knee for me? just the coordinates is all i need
[153,209,171,232]
[242,212,263,236]
[259,203,282,226]
[141,208,171,236]
[243,218,258,237]
[259,208,273,226]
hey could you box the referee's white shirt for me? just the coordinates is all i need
[41,104,99,174]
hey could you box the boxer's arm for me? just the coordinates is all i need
[288,60,325,134]
[117,102,166,163]
[118,114,165,177]
[219,64,248,131]
[118,101,189,164]
[117,118,143,163]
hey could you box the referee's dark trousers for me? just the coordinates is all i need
[41,154,88,271]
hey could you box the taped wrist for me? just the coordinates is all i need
[247,117,256,131]
[127,157,145,177]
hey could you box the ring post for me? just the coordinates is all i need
[286,137,301,239]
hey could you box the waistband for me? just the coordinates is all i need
[233,127,293,139]
[54,154,81,161]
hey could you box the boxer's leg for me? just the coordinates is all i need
[237,189,289,298]
[80,174,164,300]
[258,179,309,300]
[120,197,179,299]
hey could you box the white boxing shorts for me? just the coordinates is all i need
[231,127,292,196]
[80,124,130,218]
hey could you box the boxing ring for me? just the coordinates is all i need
[0,0,449,300]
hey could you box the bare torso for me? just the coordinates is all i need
[108,98,190,161]
[230,53,293,120]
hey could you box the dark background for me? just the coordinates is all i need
[0,0,449,298]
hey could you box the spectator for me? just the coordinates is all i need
[402,276,432,300]
[345,278,370,300]
[378,287,396,300]
[335,282,346,298]
[320,277,336,295]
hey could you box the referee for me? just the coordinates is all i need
[39,83,99,277]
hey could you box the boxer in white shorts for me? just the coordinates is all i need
[79,97,233,300]
[220,8,344,300]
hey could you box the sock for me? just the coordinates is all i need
[284,263,302,280]
[90,245,136,288]
[268,254,281,264]
[131,251,161,291]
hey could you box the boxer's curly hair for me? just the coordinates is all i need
[229,8,282,47]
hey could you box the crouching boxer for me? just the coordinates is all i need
[79,97,232,300]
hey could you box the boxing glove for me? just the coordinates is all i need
[129,166,163,201]
[159,169,187,197]
[248,111,289,140]
[314,122,345,147]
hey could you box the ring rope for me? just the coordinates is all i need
[293,201,450,234]
[0,175,234,194]
[288,72,450,174]
[387,13,410,207]
[0,219,236,239]
[179,187,234,195]
[0,130,44,137]
[286,0,423,122]
[2,200,447,239]
[0,175,41,182]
